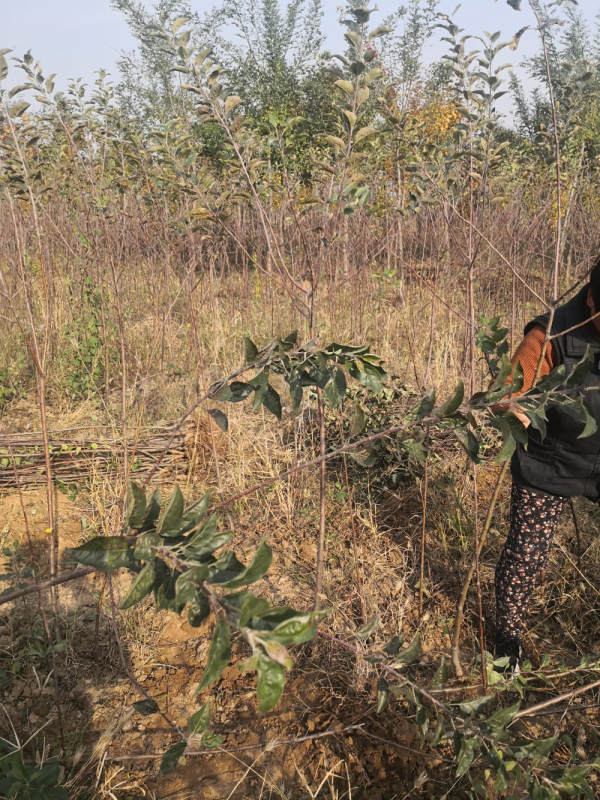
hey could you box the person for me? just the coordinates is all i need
[494,256,600,671]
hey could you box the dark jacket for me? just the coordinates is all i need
[511,285,600,500]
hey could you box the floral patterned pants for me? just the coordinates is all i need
[495,482,565,640]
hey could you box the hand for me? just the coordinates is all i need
[508,401,531,428]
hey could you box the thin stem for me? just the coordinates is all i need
[314,388,327,611]
[418,459,428,616]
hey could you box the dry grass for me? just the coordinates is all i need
[1,190,600,796]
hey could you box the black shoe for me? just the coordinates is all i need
[494,635,521,675]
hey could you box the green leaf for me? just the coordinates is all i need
[121,561,156,609]
[140,488,161,530]
[434,381,464,418]
[578,402,598,439]
[188,702,210,734]
[157,486,184,535]
[126,482,146,528]
[391,634,421,666]
[244,336,259,363]
[207,551,245,583]
[494,416,517,463]
[260,637,292,669]
[454,428,480,463]
[556,399,598,439]
[432,656,449,688]
[349,6,372,22]
[221,541,272,589]
[486,701,520,733]
[133,698,159,715]
[224,94,242,114]
[288,378,303,413]
[490,354,513,393]
[383,635,404,656]
[455,736,477,778]
[325,134,346,151]
[458,695,493,716]
[511,360,525,394]
[526,408,547,440]
[354,126,377,143]
[357,360,385,394]
[256,652,286,713]
[268,612,324,645]
[251,606,297,629]
[159,741,186,775]
[188,591,211,627]
[356,615,379,640]
[156,568,184,613]
[532,364,566,393]
[334,79,354,96]
[228,381,253,402]
[369,24,393,39]
[65,537,137,572]
[261,385,282,419]
[414,389,436,419]
[172,15,189,33]
[200,731,223,749]
[207,408,228,431]
[180,494,211,533]
[175,566,210,605]
[133,532,160,561]
[212,383,233,401]
[185,521,232,560]
[376,676,390,713]
[282,330,298,348]
[197,620,231,691]
[237,593,271,626]
[324,378,341,408]
[334,368,347,397]
[10,101,29,118]
[8,83,32,98]
[350,403,366,436]
[531,735,558,758]
[342,109,357,127]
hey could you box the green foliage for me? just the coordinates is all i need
[0,350,28,411]
[60,280,109,401]
[476,315,509,378]
[0,743,67,800]
[208,332,387,429]
[372,641,600,799]
[65,481,323,718]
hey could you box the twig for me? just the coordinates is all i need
[451,460,509,677]
[314,388,327,611]
[567,499,582,565]
[512,678,600,721]
[106,575,186,740]
[319,631,453,720]
[472,465,488,693]
[0,567,94,606]
[107,724,366,762]
[418,459,428,616]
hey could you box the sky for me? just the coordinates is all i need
[1,1,598,99]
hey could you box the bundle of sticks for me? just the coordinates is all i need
[0,423,200,489]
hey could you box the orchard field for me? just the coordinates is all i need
[1,1,600,798]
